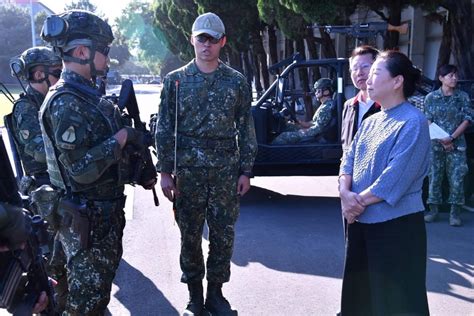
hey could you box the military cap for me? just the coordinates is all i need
[192,12,225,39]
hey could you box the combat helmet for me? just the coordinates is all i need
[313,78,333,92]
[40,10,113,76]
[10,46,62,85]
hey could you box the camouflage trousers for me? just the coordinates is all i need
[175,165,240,284]
[428,149,468,205]
[58,197,126,316]
[272,127,320,144]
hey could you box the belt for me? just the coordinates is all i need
[178,135,236,149]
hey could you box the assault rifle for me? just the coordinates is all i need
[0,215,57,315]
[118,79,159,206]
[321,21,409,39]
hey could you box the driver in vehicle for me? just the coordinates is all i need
[272,78,336,144]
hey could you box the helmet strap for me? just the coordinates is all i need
[29,65,52,87]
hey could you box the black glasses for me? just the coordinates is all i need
[96,45,110,56]
[195,34,222,44]
[49,69,62,79]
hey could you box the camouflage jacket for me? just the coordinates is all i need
[40,69,126,198]
[308,98,335,135]
[155,60,257,173]
[10,85,47,175]
[424,88,472,151]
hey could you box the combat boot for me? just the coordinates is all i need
[204,282,236,315]
[424,204,439,223]
[449,205,462,227]
[183,282,204,316]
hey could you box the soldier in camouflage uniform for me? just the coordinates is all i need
[39,10,155,315]
[5,46,69,313]
[272,78,337,144]
[156,12,257,316]
[7,47,62,194]
[424,64,472,226]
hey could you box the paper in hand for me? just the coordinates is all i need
[429,123,450,140]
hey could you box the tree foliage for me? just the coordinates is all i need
[0,5,32,83]
[116,0,168,73]
[153,0,195,62]
[64,0,98,13]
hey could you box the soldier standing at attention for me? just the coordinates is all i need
[7,47,62,193]
[423,64,471,226]
[39,10,155,315]
[272,77,337,144]
[156,12,257,316]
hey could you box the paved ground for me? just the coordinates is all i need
[106,176,474,316]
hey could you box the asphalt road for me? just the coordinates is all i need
[106,175,473,316]
[103,84,474,316]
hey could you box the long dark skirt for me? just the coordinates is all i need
[340,211,429,316]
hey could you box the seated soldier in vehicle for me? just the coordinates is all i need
[272,78,336,144]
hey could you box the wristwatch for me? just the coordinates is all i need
[240,170,254,178]
[449,135,455,141]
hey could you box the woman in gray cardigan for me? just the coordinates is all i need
[338,51,430,316]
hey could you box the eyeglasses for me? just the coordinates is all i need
[49,69,62,79]
[350,63,372,73]
[96,44,110,56]
[195,34,222,44]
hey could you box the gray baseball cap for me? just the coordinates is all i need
[192,12,225,39]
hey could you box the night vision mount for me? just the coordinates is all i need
[41,15,69,48]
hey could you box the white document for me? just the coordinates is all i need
[429,123,450,140]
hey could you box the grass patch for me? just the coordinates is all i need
[0,84,22,126]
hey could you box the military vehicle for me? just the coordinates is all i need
[251,55,350,176]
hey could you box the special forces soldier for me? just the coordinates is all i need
[39,10,155,315]
[6,47,62,194]
[424,64,472,226]
[156,12,257,316]
[5,46,69,313]
[272,78,337,144]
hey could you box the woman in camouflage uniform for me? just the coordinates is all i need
[424,65,472,226]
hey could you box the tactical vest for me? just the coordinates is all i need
[5,95,47,176]
[40,82,131,193]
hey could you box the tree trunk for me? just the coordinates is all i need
[252,51,263,97]
[242,51,253,87]
[318,27,336,58]
[296,38,313,121]
[285,38,294,58]
[267,24,279,66]
[385,4,402,49]
[304,27,321,85]
[251,30,270,92]
[437,16,452,73]
[227,49,241,72]
[443,0,474,79]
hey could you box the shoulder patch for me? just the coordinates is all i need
[19,129,30,140]
[61,126,76,143]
